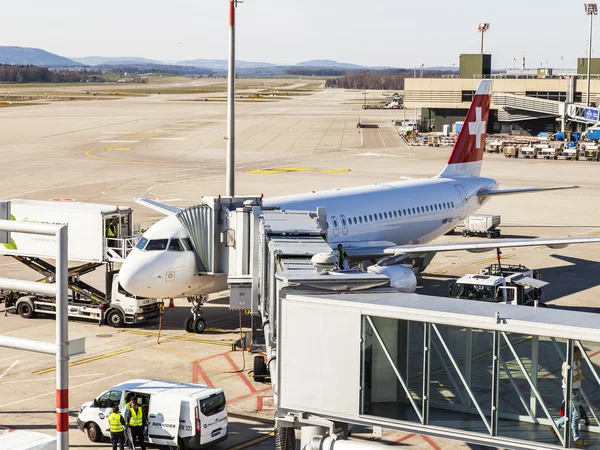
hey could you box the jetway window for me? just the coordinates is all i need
[135,236,148,250]
[168,239,184,251]
[145,239,168,251]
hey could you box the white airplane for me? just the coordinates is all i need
[119,80,600,299]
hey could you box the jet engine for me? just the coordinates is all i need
[367,264,417,293]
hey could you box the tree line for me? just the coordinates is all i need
[0,65,105,83]
[325,69,455,90]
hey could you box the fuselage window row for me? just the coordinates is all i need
[334,201,456,230]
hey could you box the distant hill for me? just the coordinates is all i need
[72,56,163,66]
[296,59,364,69]
[0,46,80,67]
[178,59,276,70]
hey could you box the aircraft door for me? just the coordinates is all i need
[331,216,339,237]
[340,215,348,235]
[454,184,468,219]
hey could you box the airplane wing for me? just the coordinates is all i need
[478,185,578,197]
[135,190,182,216]
[384,237,600,256]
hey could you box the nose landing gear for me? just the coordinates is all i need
[183,295,207,333]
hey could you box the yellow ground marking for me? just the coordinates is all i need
[249,167,350,174]
[473,253,515,265]
[227,432,274,450]
[121,329,231,347]
[319,169,350,173]
[535,246,547,250]
[33,348,134,374]
[278,167,312,171]
[106,147,132,151]
[588,230,600,236]
[432,270,448,275]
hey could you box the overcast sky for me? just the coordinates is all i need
[3,0,596,68]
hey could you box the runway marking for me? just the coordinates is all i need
[319,169,350,173]
[0,371,134,408]
[0,373,106,384]
[150,137,188,141]
[226,431,274,450]
[100,140,140,143]
[358,152,404,158]
[473,253,515,265]
[33,348,134,374]
[0,360,19,381]
[0,354,23,363]
[106,147,132,151]
[122,330,231,347]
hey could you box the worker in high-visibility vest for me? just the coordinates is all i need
[107,218,117,248]
[108,404,126,450]
[125,398,146,450]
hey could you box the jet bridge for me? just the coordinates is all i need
[185,196,600,450]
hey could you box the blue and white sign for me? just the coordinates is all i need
[584,108,599,121]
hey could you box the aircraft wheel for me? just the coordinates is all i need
[184,316,194,333]
[193,317,206,334]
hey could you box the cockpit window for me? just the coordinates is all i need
[168,239,184,251]
[135,236,148,250]
[181,238,194,251]
[145,239,168,251]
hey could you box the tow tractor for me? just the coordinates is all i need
[448,262,547,305]
[1,200,160,327]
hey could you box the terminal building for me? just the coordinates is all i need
[404,54,600,135]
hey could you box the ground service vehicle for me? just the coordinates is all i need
[1,200,160,327]
[503,146,518,158]
[560,146,580,161]
[78,379,228,449]
[520,146,538,159]
[584,144,600,161]
[428,135,441,147]
[462,214,501,238]
[487,140,503,153]
[538,146,559,160]
[448,264,547,305]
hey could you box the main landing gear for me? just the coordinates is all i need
[183,295,207,334]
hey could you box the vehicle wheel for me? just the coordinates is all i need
[462,230,469,237]
[86,423,102,442]
[275,427,296,450]
[17,298,36,319]
[184,315,194,333]
[254,356,267,382]
[534,155,537,159]
[193,317,206,333]
[106,309,125,328]
[554,156,558,160]
[486,232,492,239]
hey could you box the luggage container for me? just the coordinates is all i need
[462,214,501,238]
[520,146,537,159]
[503,146,518,158]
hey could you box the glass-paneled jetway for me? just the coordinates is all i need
[277,292,600,449]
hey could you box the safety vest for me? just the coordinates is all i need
[107,222,117,238]
[108,413,124,433]
[128,406,143,427]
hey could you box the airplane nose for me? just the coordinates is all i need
[119,252,150,297]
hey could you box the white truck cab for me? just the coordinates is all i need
[77,379,228,450]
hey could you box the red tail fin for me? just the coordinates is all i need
[438,80,493,178]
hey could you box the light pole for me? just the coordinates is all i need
[226,0,242,197]
[585,3,597,106]
[478,22,490,55]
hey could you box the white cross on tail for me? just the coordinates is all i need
[468,107,486,149]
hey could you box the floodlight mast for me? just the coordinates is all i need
[585,3,598,106]
[226,0,242,196]
[478,22,490,56]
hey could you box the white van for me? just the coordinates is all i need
[77,379,228,449]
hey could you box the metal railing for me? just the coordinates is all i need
[105,236,140,261]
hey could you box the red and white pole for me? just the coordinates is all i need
[56,225,69,450]
[225,0,236,197]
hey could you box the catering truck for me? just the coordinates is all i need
[77,379,228,449]
[1,200,160,327]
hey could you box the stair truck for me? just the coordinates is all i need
[1,200,160,327]
[448,264,547,305]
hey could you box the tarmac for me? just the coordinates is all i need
[1,77,600,449]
